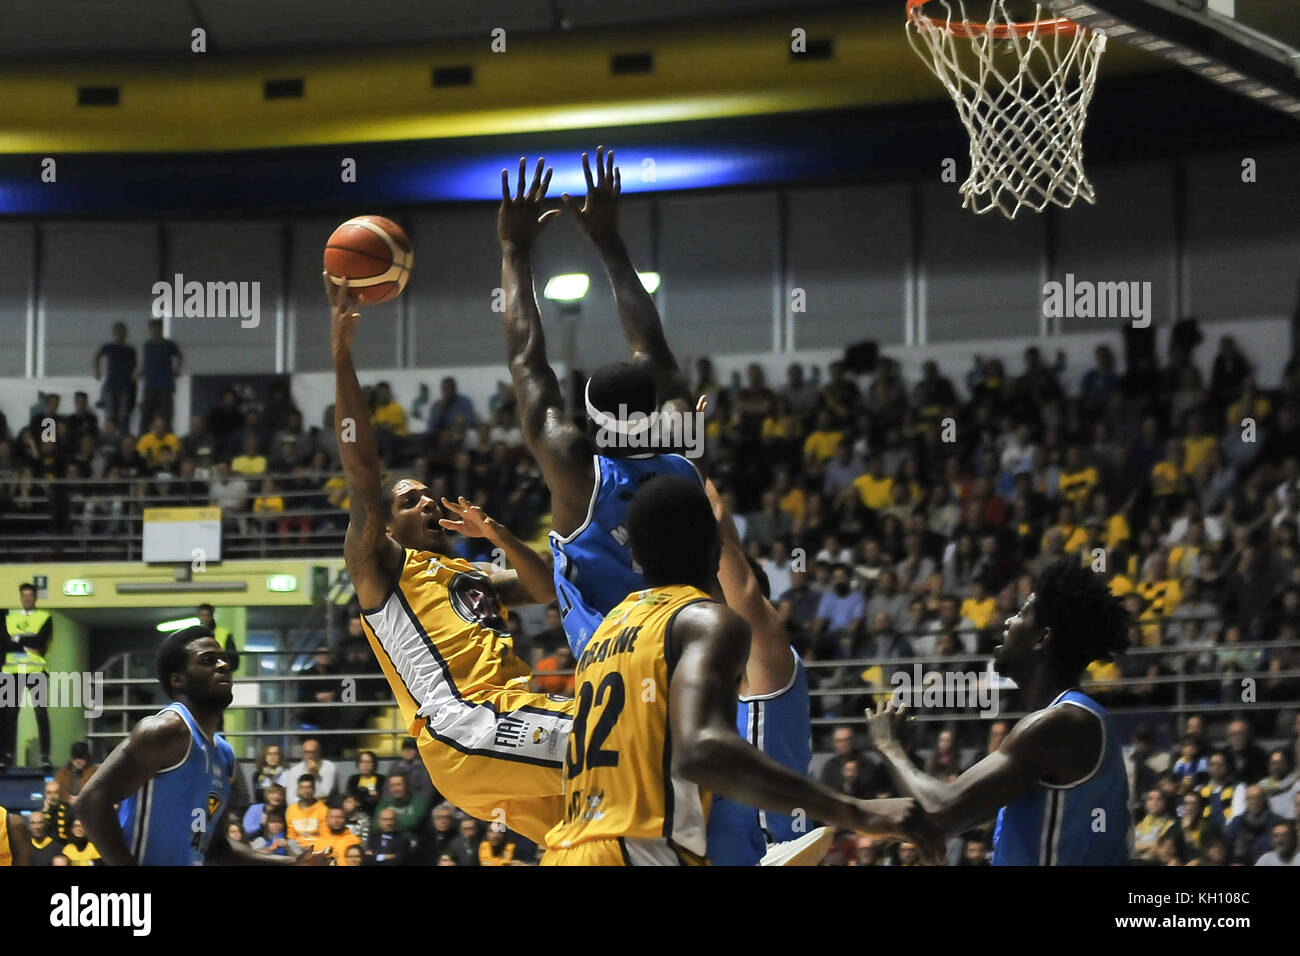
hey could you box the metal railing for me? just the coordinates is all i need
[0,470,349,560]
[84,635,1300,756]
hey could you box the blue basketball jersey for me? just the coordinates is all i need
[550,453,703,655]
[707,653,812,866]
[992,689,1132,866]
[119,702,235,866]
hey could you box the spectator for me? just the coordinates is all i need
[206,388,244,459]
[1227,785,1281,865]
[242,783,287,841]
[371,381,408,457]
[365,807,413,866]
[1260,748,1300,819]
[1255,821,1299,866]
[138,318,182,430]
[388,737,437,803]
[1178,791,1222,856]
[373,773,431,844]
[344,844,364,868]
[316,806,362,864]
[446,817,482,867]
[251,810,291,856]
[346,751,385,814]
[61,818,101,866]
[53,742,98,804]
[426,376,478,437]
[231,433,268,477]
[810,565,865,656]
[422,803,460,865]
[39,780,72,842]
[1133,790,1176,863]
[250,744,284,802]
[534,644,575,697]
[27,811,60,866]
[135,416,180,467]
[1224,718,1269,785]
[285,774,329,850]
[93,322,137,431]
[341,792,372,847]
[278,738,338,799]
[478,822,526,866]
[1172,735,1208,787]
[297,647,340,746]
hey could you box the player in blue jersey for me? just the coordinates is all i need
[498,151,701,657]
[79,626,329,866]
[866,559,1134,866]
[701,479,828,866]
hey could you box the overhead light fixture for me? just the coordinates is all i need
[156,616,201,632]
[543,274,590,302]
[63,579,94,596]
[638,272,660,293]
[266,574,298,593]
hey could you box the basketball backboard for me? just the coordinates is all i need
[1042,0,1300,118]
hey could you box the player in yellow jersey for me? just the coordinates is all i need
[543,475,940,865]
[0,805,31,866]
[328,274,574,845]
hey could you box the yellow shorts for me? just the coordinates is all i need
[416,688,574,845]
[542,838,708,866]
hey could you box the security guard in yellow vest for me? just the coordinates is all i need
[2,583,54,771]
[196,604,239,666]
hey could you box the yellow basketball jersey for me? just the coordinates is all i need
[0,807,11,866]
[360,549,531,734]
[545,585,714,860]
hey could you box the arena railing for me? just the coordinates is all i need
[0,471,358,560]
[84,635,1300,758]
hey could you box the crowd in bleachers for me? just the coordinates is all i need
[6,314,1300,863]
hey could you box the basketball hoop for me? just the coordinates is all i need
[906,1,1108,219]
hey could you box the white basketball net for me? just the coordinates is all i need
[906,1,1108,219]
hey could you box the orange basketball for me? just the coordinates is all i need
[324,215,413,305]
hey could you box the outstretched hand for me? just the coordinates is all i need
[438,496,498,539]
[865,698,911,752]
[562,146,621,244]
[325,272,359,359]
[499,157,561,250]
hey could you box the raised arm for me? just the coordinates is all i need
[498,158,593,532]
[562,147,690,411]
[669,602,941,858]
[438,495,557,606]
[703,479,795,696]
[866,699,1097,836]
[77,711,192,865]
[328,273,403,609]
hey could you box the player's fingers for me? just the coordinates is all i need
[437,518,460,531]
[582,152,594,191]
[529,157,544,197]
[540,167,553,197]
[614,167,621,194]
[501,169,510,202]
[539,209,561,225]
[606,148,615,182]
[896,702,908,720]
[516,158,526,200]
[440,496,462,513]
